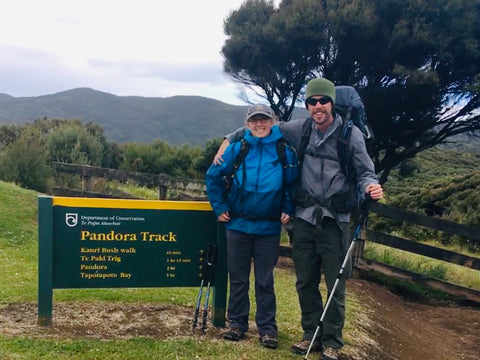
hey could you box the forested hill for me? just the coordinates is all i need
[0,88,309,146]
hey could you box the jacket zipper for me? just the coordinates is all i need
[255,141,263,192]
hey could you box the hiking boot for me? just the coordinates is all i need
[291,339,322,355]
[259,334,278,349]
[320,346,339,360]
[222,328,245,341]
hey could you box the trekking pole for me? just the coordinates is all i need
[192,278,204,332]
[201,244,218,334]
[193,246,210,332]
[201,280,212,334]
[304,198,371,360]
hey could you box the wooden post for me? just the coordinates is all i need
[38,196,53,326]
[354,228,367,267]
[158,174,168,199]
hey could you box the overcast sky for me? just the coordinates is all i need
[0,0,277,105]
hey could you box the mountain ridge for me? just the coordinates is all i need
[0,88,308,146]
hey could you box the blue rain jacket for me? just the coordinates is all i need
[206,125,298,235]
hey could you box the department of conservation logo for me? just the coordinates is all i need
[65,213,78,227]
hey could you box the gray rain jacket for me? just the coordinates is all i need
[279,114,378,225]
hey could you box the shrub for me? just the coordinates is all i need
[0,137,51,192]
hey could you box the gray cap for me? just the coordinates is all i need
[246,104,275,119]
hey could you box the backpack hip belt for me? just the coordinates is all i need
[296,186,353,214]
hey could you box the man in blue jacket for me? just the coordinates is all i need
[206,104,298,349]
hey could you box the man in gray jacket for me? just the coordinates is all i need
[215,78,383,360]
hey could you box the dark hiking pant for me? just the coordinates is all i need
[291,217,351,349]
[226,230,280,336]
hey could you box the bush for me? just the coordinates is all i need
[0,137,52,192]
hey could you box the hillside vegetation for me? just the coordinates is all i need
[385,147,480,221]
[381,147,480,250]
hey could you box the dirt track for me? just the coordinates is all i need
[346,279,480,360]
[0,278,479,360]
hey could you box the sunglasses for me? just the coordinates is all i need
[247,117,271,124]
[306,97,331,106]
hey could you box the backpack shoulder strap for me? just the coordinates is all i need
[297,118,313,165]
[234,138,249,170]
[224,138,250,195]
[276,137,289,169]
[337,118,354,179]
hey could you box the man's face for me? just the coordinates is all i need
[306,96,334,131]
[246,115,274,138]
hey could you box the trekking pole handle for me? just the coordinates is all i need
[207,244,218,267]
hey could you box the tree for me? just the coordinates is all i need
[223,0,329,120]
[193,137,224,175]
[222,0,480,183]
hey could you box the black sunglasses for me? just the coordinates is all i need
[306,97,331,106]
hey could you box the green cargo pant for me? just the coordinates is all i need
[291,217,351,349]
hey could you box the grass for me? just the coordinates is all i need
[0,180,366,359]
[113,182,158,200]
[0,182,39,302]
[363,242,480,290]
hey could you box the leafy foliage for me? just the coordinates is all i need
[223,0,327,120]
[0,120,122,191]
[1,113,480,251]
[48,123,105,165]
[119,140,203,179]
[193,137,224,175]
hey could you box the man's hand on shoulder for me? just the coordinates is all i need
[213,139,230,165]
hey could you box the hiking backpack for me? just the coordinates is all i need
[335,85,373,142]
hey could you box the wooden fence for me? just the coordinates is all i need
[354,202,480,304]
[52,162,207,200]
[53,162,480,303]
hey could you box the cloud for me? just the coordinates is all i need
[88,59,228,86]
[0,45,82,95]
